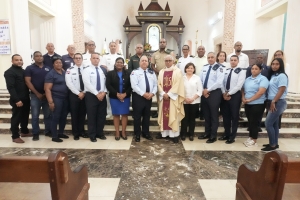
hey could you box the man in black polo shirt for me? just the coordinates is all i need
[4,54,31,143]
[43,43,61,68]
[25,51,52,141]
[62,44,76,70]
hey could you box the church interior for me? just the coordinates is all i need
[0,0,300,199]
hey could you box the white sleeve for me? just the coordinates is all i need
[66,70,80,95]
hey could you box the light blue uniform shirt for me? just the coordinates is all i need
[200,62,224,92]
[267,73,288,100]
[243,73,269,104]
[130,67,158,96]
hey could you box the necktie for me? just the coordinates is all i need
[226,69,233,91]
[203,66,212,89]
[96,67,101,91]
[144,71,150,92]
[78,68,84,91]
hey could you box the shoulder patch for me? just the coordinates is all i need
[204,64,209,66]
[83,66,90,69]
[212,64,220,70]
[234,68,242,74]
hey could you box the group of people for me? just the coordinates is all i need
[4,38,288,152]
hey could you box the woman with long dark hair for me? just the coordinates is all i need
[261,58,288,152]
[106,57,131,140]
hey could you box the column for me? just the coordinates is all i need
[71,0,85,53]
[222,0,237,55]
[284,0,300,93]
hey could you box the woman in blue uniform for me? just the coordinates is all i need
[261,58,288,152]
[242,64,269,147]
[106,57,131,140]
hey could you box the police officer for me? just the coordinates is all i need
[82,40,97,67]
[43,43,61,69]
[66,53,88,140]
[198,52,224,143]
[100,42,125,118]
[177,45,195,74]
[82,53,107,142]
[62,45,76,70]
[128,43,150,72]
[130,55,157,142]
[151,38,175,119]
[219,55,246,144]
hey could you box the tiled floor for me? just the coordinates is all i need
[198,179,236,200]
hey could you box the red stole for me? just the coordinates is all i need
[163,71,173,130]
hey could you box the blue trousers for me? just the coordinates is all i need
[50,97,69,138]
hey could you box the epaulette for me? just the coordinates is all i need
[83,65,89,69]
[190,55,195,58]
[234,68,242,73]
[226,68,231,70]
[212,64,220,70]
[69,66,74,69]
[220,64,225,68]
[165,49,173,54]
[117,53,121,55]
[105,53,109,55]
[147,68,154,74]
[204,64,209,66]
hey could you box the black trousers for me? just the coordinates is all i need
[202,89,222,138]
[245,104,265,139]
[69,92,86,137]
[85,92,107,138]
[222,91,241,140]
[132,92,152,136]
[9,99,30,139]
[181,103,199,136]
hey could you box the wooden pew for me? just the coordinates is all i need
[0,150,89,200]
[236,150,300,200]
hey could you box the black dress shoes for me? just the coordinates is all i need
[90,137,97,142]
[189,136,194,141]
[173,137,179,143]
[218,135,229,141]
[152,112,158,118]
[80,133,89,138]
[143,134,153,140]
[155,134,163,139]
[206,138,216,143]
[52,138,63,142]
[135,135,140,142]
[198,134,210,139]
[225,139,235,144]
[97,135,107,140]
[180,135,186,141]
[74,136,80,140]
[58,134,69,139]
[258,127,263,132]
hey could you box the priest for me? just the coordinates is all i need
[157,55,185,143]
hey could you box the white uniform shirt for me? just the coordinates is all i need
[101,53,125,71]
[177,56,195,74]
[194,55,208,75]
[82,52,91,67]
[222,67,246,95]
[65,65,85,95]
[227,52,249,69]
[183,74,203,104]
[82,65,107,95]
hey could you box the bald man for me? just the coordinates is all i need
[62,44,76,70]
[43,43,61,69]
[227,41,249,69]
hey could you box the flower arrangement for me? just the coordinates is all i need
[144,43,152,51]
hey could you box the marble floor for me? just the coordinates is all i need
[0,135,300,199]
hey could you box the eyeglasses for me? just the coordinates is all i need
[74,57,82,60]
[165,60,172,62]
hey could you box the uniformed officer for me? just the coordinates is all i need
[43,43,61,69]
[130,55,157,142]
[198,52,224,143]
[82,52,108,142]
[65,53,88,140]
[82,40,97,67]
[151,38,174,119]
[177,45,195,74]
[219,55,246,144]
[62,45,76,70]
[100,42,125,118]
[128,43,150,72]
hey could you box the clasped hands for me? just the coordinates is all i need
[143,93,154,100]
[117,92,126,102]
[96,92,106,101]
[203,89,210,98]
[223,92,231,101]
[242,97,251,104]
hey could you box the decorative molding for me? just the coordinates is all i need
[222,0,236,54]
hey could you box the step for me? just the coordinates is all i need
[0,123,299,138]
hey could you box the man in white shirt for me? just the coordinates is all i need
[194,46,208,75]
[177,45,195,74]
[82,53,108,142]
[227,41,249,69]
[82,40,97,67]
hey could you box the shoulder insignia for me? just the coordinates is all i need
[83,65,90,69]
[212,64,220,70]
[117,53,121,55]
[226,68,231,70]
[220,64,225,68]
[69,66,74,69]
[190,55,194,58]
[165,49,173,54]
[234,68,242,74]
[147,68,154,74]
[204,64,209,66]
